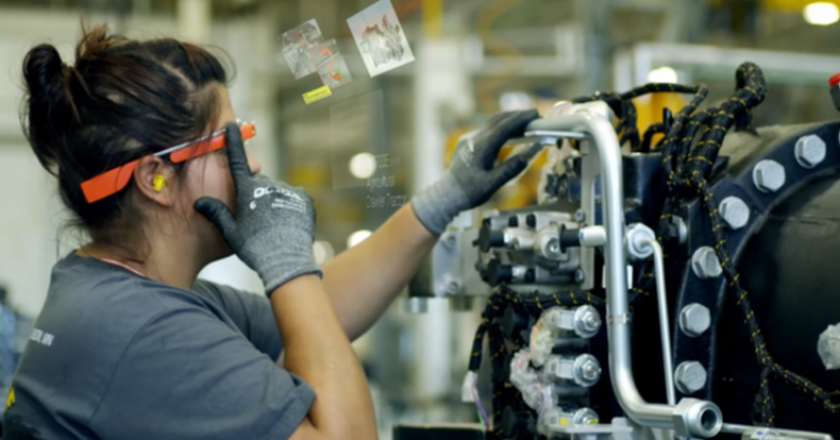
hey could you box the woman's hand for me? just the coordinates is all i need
[194,123,321,294]
[411,109,541,235]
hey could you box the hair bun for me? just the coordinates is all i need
[23,44,68,98]
[22,44,74,174]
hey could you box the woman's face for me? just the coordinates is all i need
[178,85,261,258]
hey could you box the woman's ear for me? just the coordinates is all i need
[134,156,177,207]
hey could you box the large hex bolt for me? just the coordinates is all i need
[675,361,708,394]
[679,303,711,337]
[691,246,723,279]
[752,159,786,193]
[795,135,827,169]
[544,354,602,387]
[719,196,750,230]
[542,305,602,339]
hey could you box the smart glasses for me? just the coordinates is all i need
[80,121,256,204]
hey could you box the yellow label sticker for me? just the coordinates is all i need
[559,417,569,425]
[302,85,332,104]
[588,419,598,424]
[6,387,15,409]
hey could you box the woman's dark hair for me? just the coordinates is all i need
[22,25,228,249]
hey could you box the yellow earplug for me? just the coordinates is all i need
[153,174,167,192]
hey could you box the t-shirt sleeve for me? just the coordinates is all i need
[192,279,283,359]
[88,304,314,440]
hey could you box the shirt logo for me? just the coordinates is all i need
[29,328,54,347]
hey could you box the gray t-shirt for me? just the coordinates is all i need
[3,253,315,440]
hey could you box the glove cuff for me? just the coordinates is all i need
[411,175,469,235]
[240,233,322,296]
[260,252,323,296]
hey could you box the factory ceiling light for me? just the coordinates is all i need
[647,66,678,84]
[349,152,377,179]
[803,2,840,26]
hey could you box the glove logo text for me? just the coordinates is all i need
[253,186,303,202]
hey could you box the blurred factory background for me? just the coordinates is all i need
[0,0,839,437]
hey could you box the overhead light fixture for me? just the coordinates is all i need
[349,153,377,179]
[347,230,372,248]
[804,2,840,26]
[647,66,678,84]
[499,92,535,112]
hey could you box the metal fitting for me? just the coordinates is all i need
[543,305,602,339]
[691,246,723,279]
[537,224,571,261]
[626,223,656,261]
[578,226,606,247]
[506,229,535,250]
[672,398,723,438]
[446,280,462,295]
[544,354,602,387]
[574,209,586,222]
[679,303,711,338]
[719,196,750,230]
[540,407,600,429]
[442,233,457,249]
[544,237,561,257]
[401,297,428,314]
[674,361,708,394]
[752,159,786,193]
[795,135,826,169]
[574,269,585,283]
[669,216,688,245]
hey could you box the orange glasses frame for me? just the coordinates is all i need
[80,122,256,204]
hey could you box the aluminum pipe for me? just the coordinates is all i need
[525,109,722,438]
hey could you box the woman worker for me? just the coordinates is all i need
[4,26,539,440]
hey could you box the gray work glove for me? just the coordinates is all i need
[194,124,321,295]
[411,109,541,235]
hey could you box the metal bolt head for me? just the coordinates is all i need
[447,281,461,294]
[691,246,723,279]
[674,361,708,394]
[546,237,561,256]
[669,216,688,245]
[679,303,711,337]
[571,408,600,425]
[752,159,786,193]
[574,269,585,283]
[583,311,601,330]
[583,363,598,379]
[574,209,586,222]
[719,196,750,230]
[444,234,457,248]
[795,135,826,169]
[573,305,601,338]
[573,354,602,386]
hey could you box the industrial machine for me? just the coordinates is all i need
[398,63,840,440]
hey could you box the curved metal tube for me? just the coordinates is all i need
[641,236,677,406]
[526,110,683,429]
